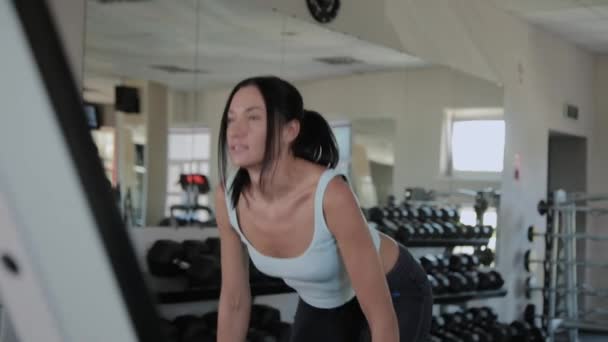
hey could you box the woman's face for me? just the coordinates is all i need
[226,85,268,168]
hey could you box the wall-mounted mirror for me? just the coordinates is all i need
[83,0,505,253]
[84,0,210,227]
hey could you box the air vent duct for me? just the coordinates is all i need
[315,56,362,65]
[149,65,207,74]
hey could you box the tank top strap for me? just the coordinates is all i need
[313,168,351,240]
[223,170,246,241]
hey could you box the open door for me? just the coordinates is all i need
[547,131,588,323]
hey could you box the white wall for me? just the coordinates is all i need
[588,55,608,314]
[396,67,504,196]
[193,67,503,198]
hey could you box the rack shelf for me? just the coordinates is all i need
[402,238,490,247]
[157,281,294,304]
[433,289,507,304]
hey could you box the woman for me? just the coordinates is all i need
[214,76,432,342]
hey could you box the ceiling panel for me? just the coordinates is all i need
[489,0,608,52]
[84,0,426,95]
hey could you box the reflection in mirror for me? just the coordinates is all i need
[83,0,204,227]
[82,1,506,260]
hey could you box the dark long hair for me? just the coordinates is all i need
[218,76,339,208]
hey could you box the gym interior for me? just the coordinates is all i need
[1,0,608,341]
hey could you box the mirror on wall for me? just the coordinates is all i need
[84,0,211,227]
[83,0,506,246]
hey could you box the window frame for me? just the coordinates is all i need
[443,108,505,181]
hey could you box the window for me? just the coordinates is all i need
[330,121,352,177]
[444,108,505,179]
[165,127,211,221]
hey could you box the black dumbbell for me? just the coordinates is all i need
[440,207,460,222]
[426,274,441,294]
[376,223,398,240]
[466,254,480,270]
[420,255,440,273]
[420,255,450,273]
[412,221,432,239]
[200,311,218,334]
[449,254,471,271]
[404,208,440,239]
[464,225,481,239]
[428,335,443,342]
[173,315,214,342]
[462,271,480,291]
[446,272,468,293]
[395,220,417,242]
[449,254,480,272]
[368,206,399,238]
[467,307,498,327]
[417,206,453,239]
[182,239,212,259]
[434,273,451,294]
[250,305,281,331]
[478,225,494,239]
[263,321,291,342]
[146,240,220,285]
[181,240,221,287]
[453,312,493,342]
[478,270,504,290]
[431,316,463,342]
[470,326,492,342]
[160,318,180,342]
[510,320,545,342]
[442,221,462,239]
[441,312,462,331]
[247,328,277,342]
[485,323,512,342]
[474,247,495,266]
[417,206,435,222]
[205,237,221,257]
[442,312,482,342]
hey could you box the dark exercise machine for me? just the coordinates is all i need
[0,1,166,341]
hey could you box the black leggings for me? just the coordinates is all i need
[289,244,432,342]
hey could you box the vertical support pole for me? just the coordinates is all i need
[568,202,579,342]
[548,193,561,342]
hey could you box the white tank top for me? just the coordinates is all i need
[224,168,382,308]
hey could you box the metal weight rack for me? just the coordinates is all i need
[536,191,608,341]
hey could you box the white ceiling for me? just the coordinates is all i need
[84,0,426,100]
[489,0,608,52]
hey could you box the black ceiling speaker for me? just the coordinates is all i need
[114,85,140,114]
[306,0,340,23]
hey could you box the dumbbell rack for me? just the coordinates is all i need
[534,190,608,342]
[130,227,297,311]
[397,189,507,309]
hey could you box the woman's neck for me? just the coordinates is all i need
[247,153,301,203]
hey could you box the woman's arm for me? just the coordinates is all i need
[324,178,399,342]
[215,187,251,342]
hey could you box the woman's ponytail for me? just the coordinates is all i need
[292,110,339,168]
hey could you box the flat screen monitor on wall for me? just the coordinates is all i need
[84,103,100,129]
